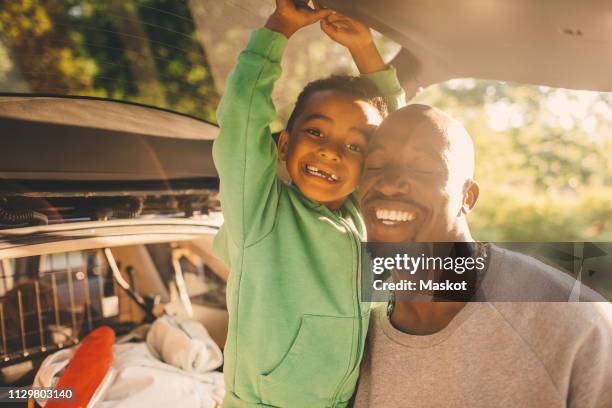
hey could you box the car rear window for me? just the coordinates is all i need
[0,0,219,122]
[0,0,400,127]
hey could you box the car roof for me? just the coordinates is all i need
[324,0,612,97]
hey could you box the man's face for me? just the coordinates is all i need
[279,90,382,210]
[359,110,473,242]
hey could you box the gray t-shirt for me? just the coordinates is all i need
[354,245,612,407]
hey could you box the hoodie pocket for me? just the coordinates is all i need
[259,314,355,408]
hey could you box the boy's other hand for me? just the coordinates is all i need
[320,12,385,74]
[320,13,373,50]
[265,0,333,39]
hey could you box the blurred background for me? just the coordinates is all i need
[1,0,610,241]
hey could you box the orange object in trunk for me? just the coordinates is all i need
[46,326,115,408]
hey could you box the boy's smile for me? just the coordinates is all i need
[303,163,339,183]
[279,90,383,210]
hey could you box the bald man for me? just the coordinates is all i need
[353,105,612,407]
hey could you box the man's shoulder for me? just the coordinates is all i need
[481,245,611,370]
[489,301,612,340]
[488,301,611,379]
[483,244,605,302]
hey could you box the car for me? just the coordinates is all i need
[0,0,610,405]
[0,93,232,385]
[0,0,231,393]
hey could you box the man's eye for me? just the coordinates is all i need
[305,128,323,137]
[365,158,384,169]
[365,162,383,170]
[347,143,363,153]
[409,166,435,175]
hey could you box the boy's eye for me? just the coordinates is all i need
[305,128,323,137]
[347,143,363,153]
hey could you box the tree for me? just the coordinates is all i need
[0,0,219,122]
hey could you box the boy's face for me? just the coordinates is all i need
[278,90,383,210]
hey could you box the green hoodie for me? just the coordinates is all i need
[213,28,405,407]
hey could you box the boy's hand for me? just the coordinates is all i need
[320,13,373,50]
[320,12,385,74]
[265,0,333,39]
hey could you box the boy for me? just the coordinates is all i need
[213,1,405,406]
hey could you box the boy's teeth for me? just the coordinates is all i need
[375,208,416,224]
[305,165,338,182]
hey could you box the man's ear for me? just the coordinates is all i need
[461,180,479,214]
[278,130,290,161]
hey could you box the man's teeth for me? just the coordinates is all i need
[375,208,416,225]
[306,165,338,181]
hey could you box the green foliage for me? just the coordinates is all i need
[0,0,98,92]
[413,79,612,242]
[0,0,219,122]
[471,187,612,242]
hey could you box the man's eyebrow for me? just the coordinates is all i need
[367,144,386,153]
[302,113,333,123]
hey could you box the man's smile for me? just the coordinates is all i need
[364,197,425,229]
[375,208,416,225]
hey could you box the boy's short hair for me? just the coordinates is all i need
[286,75,388,132]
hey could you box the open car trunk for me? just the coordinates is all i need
[0,95,227,391]
[0,96,220,227]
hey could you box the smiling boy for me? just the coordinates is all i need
[212,1,405,406]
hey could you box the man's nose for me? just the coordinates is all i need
[377,169,411,196]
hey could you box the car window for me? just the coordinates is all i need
[189,0,400,129]
[0,0,400,127]
[0,0,219,122]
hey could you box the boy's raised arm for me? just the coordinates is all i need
[213,28,285,246]
[321,14,406,112]
[213,0,331,245]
